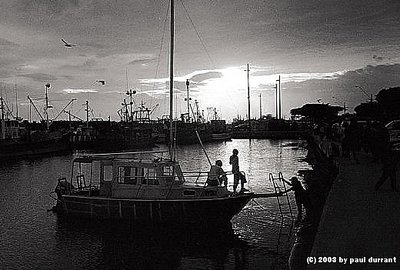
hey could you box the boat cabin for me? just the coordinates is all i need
[63,151,231,200]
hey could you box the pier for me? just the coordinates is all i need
[309,144,400,269]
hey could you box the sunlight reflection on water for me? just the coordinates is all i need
[0,139,311,270]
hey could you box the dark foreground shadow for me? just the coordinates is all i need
[54,217,250,270]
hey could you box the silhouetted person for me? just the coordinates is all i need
[375,126,399,192]
[368,122,388,162]
[206,160,227,187]
[283,177,312,223]
[343,120,361,163]
[229,149,247,193]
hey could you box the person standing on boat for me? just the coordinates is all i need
[229,149,247,193]
[206,160,227,187]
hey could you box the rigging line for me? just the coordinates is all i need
[152,1,170,99]
[179,0,216,69]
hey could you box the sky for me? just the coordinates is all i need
[0,0,400,122]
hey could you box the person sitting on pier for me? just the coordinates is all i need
[283,177,312,223]
[229,149,248,193]
[206,160,227,187]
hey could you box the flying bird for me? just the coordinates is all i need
[61,39,76,48]
[96,80,106,85]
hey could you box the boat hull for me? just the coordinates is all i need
[56,194,252,225]
[0,133,70,160]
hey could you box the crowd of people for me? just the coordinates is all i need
[205,119,398,227]
[316,119,399,192]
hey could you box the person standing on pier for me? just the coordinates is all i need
[343,119,361,163]
[229,149,247,193]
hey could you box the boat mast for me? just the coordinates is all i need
[274,83,278,119]
[15,82,19,120]
[1,95,5,140]
[169,0,175,160]
[185,79,190,122]
[245,63,251,133]
[45,83,50,129]
[276,75,281,119]
[85,100,89,128]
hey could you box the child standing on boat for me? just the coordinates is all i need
[229,149,247,193]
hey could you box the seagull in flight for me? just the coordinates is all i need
[61,39,76,48]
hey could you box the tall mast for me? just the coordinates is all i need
[15,82,19,120]
[85,100,89,128]
[245,64,250,121]
[277,75,281,119]
[1,96,5,140]
[169,0,175,159]
[244,63,251,135]
[45,83,50,129]
[274,83,278,118]
[259,93,262,119]
[185,79,190,122]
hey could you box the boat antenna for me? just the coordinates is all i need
[169,0,175,160]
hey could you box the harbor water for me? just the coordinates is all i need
[0,139,311,270]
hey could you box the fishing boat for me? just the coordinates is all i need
[52,150,252,225]
[52,0,254,226]
[0,91,70,160]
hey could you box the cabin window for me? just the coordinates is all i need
[143,167,156,179]
[103,165,113,182]
[163,166,174,183]
[183,190,196,196]
[142,168,159,185]
[118,167,141,185]
[163,166,174,176]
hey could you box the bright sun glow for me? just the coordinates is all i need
[139,66,344,120]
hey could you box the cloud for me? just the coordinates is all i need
[281,64,400,115]
[0,38,18,47]
[190,71,223,83]
[19,0,79,14]
[17,73,58,82]
[62,88,98,94]
[372,55,384,62]
[128,55,157,65]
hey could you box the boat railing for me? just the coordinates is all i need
[73,150,169,161]
[181,170,246,187]
[181,171,209,185]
